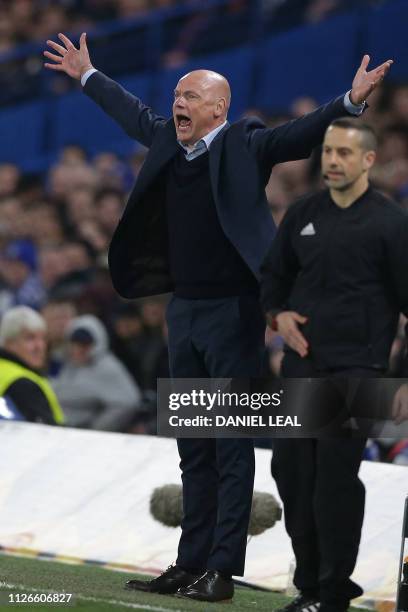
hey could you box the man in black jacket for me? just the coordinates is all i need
[44,32,391,602]
[261,118,408,612]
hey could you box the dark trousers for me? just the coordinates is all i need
[166,295,265,576]
[272,352,380,606]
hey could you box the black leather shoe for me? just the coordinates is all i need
[276,594,321,612]
[125,564,200,594]
[176,570,234,602]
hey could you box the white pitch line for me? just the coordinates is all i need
[0,581,183,612]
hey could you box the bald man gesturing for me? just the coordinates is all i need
[44,33,391,603]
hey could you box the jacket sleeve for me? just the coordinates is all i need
[83,71,166,148]
[249,95,349,167]
[260,204,301,314]
[6,379,58,424]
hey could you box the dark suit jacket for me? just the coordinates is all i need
[84,72,349,299]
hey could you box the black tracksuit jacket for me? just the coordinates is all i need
[260,186,408,370]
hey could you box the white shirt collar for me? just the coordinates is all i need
[179,120,228,154]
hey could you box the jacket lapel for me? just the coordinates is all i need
[122,120,180,220]
[137,126,180,188]
[209,122,229,205]
[123,120,229,221]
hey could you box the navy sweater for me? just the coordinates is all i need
[165,149,258,299]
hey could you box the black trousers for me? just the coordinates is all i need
[272,352,381,606]
[166,294,265,576]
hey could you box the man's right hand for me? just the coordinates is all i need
[44,32,93,80]
[269,311,309,358]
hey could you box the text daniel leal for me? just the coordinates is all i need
[169,415,302,427]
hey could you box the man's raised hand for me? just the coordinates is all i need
[350,54,393,105]
[44,32,93,80]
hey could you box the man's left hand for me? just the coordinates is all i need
[392,383,408,425]
[350,55,393,105]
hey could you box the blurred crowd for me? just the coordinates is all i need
[0,0,396,107]
[0,0,388,55]
[0,0,180,53]
[0,144,170,433]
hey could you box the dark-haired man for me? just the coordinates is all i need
[261,118,408,612]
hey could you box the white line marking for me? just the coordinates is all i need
[0,581,182,612]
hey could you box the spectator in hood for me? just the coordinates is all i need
[52,314,141,431]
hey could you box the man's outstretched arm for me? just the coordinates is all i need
[250,55,393,166]
[44,32,165,148]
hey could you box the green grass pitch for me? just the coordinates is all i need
[0,554,361,611]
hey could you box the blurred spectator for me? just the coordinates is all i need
[138,298,168,391]
[162,0,250,68]
[59,144,88,165]
[38,245,71,296]
[0,305,64,423]
[303,0,343,24]
[93,152,130,190]
[66,186,96,227]
[10,0,38,44]
[266,158,315,224]
[33,5,70,43]
[110,298,168,392]
[0,196,25,241]
[116,0,150,19]
[0,239,46,311]
[0,164,20,197]
[110,302,146,385]
[77,219,110,256]
[95,188,125,236]
[75,1,117,22]
[0,8,16,53]
[377,125,408,165]
[389,84,408,126]
[47,159,97,202]
[52,314,142,431]
[41,298,78,376]
[25,204,65,247]
[290,96,318,118]
[37,241,96,303]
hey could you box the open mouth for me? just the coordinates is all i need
[176,114,192,131]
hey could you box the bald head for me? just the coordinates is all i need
[173,69,231,145]
[180,70,231,114]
